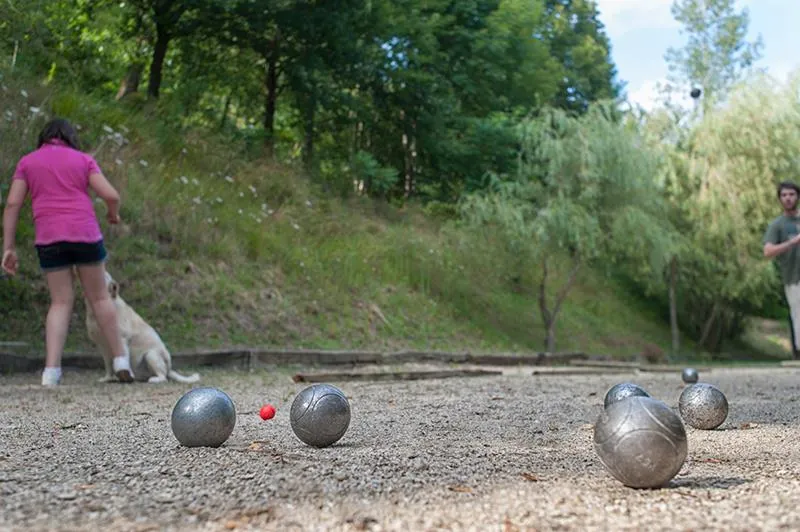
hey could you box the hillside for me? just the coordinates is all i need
[0,79,789,362]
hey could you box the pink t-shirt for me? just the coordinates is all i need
[12,140,104,246]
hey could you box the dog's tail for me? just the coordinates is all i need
[168,370,201,383]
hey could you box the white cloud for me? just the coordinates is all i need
[625,78,698,112]
[595,0,673,19]
[595,0,678,35]
[626,79,665,111]
[763,62,794,82]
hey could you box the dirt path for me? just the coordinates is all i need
[1,366,798,531]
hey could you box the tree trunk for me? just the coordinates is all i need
[116,62,144,100]
[302,91,316,170]
[219,90,233,130]
[403,119,417,197]
[147,26,171,99]
[711,312,725,353]
[698,302,719,349]
[352,121,363,155]
[537,255,581,353]
[352,120,363,193]
[402,130,413,197]
[11,40,19,72]
[263,38,279,158]
[538,257,554,352]
[669,257,680,357]
[545,325,556,353]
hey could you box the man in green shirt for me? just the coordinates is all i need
[763,181,800,359]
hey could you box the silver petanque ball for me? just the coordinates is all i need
[604,382,650,409]
[678,383,728,430]
[290,384,351,448]
[681,368,699,384]
[171,387,236,448]
[594,396,688,489]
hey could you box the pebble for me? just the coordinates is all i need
[54,490,78,501]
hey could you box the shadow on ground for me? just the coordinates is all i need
[671,476,750,490]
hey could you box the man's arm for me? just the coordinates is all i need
[764,233,800,258]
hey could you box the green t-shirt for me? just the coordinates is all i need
[763,214,800,286]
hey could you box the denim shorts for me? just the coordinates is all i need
[35,240,107,272]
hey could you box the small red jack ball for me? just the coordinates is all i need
[259,404,276,420]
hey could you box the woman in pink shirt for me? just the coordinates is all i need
[2,118,134,386]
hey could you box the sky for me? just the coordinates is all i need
[594,0,800,110]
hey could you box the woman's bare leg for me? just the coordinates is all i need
[42,268,74,384]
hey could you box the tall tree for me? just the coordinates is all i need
[280,0,380,169]
[463,103,678,352]
[672,75,800,351]
[543,0,621,112]
[209,0,377,160]
[363,0,562,200]
[212,0,288,155]
[126,0,216,99]
[655,0,763,352]
[664,0,762,110]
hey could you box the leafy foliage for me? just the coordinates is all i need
[3,0,791,358]
[0,0,621,202]
[660,74,800,348]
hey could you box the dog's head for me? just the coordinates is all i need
[105,271,120,299]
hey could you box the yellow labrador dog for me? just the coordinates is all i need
[85,271,200,384]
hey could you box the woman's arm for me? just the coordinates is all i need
[2,179,28,275]
[2,179,28,253]
[88,172,121,224]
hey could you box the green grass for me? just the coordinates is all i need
[0,73,793,362]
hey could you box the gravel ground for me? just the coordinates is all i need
[1,365,799,531]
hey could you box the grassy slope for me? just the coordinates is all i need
[0,78,790,362]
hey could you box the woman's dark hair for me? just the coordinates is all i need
[777,181,800,198]
[37,118,81,150]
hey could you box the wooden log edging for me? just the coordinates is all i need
[2,349,791,375]
[292,369,502,383]
[249,349,588,368]
[0,353,40,373]
[532,367,633,376]
[0,348,589,374]
[569,359,713,373]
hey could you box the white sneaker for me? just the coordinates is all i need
[113,356,135,383]
[41,367,62,386]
